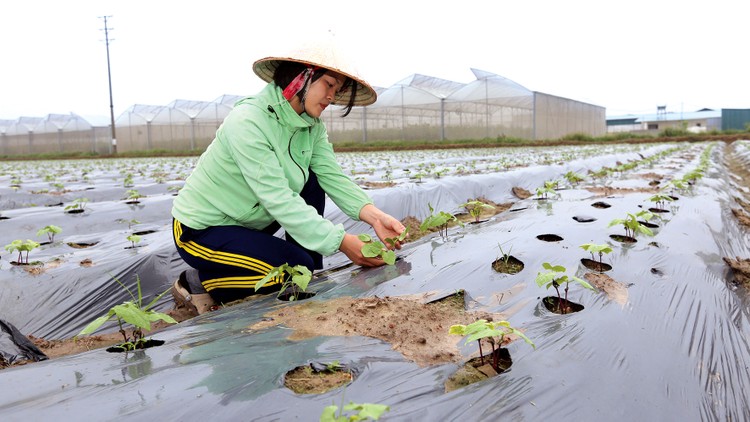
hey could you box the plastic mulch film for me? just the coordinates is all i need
[0,142,749,420]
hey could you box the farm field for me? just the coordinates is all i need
[1,140,750,420]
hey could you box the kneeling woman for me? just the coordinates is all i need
[171,45,405,314]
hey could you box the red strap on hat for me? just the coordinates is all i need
[282,66,320,101]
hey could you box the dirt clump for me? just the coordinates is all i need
[250,292,509,367]
[724,257,750,285]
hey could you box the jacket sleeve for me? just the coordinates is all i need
[309,125,373,220]
[222,107,346,256]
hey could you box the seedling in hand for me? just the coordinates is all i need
[359,233,396,265]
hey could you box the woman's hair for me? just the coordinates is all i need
[273,61,358,117]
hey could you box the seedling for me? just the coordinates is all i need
[608,213,654,238]
[648,192,674,210]
[496,242,514,265]
[535,180,560,200]
[255,263,312,301]
[579,242,613,270]
[535,262,595,314]
[359,233,396,265]
[4,239,41,264]
[64,197,89,212]
[125,189,144,201]
[419,203,461,239]
[384,227,409,249]
[37,225,62,243]
[563,170,585,186]
[449,319,535,372]
[320,401,390,422]
[459,200,495,223]
[123,173,135,188]
[127,234,142,248]
[117,218,141,229]
[76,275,177,351]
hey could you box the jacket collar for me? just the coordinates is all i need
[262,83,317,129]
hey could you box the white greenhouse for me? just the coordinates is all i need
[0,70,604,155]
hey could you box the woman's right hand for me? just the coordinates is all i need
[339,233,387,267]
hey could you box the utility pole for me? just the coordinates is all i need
[99,15,117,154]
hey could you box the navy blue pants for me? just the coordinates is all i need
[173,172,325,304]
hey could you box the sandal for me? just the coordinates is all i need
[171,276,217,315]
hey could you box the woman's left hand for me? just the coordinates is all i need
[360,204,406,250]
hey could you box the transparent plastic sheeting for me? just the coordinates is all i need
[1,142,750,420]
[0,144,673,339]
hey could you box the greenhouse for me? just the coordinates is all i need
[0,70,605,155]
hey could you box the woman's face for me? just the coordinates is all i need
[302,71,346,118]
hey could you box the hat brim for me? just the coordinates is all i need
[253,57,377,107]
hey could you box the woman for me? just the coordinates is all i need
[171,44,405,314]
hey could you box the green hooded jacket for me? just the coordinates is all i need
[171,83,372,256]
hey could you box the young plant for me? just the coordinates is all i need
[76,275,177,351]
[4,239,41,264]
[648,192,674,210]
[496,242,514,265]
[563,170,585,186]
[579,242,613,270]
[460,200,495,223]
[125,189,144,201]
[449,319,535,372]
[64,197,89,212]
[117,218,141,229]
[37,225,62,243]
[255,263,312,301]
[419,203,461,239]
[535,180,560,200]
[320,401,390,422]
[607,213,654,238]
[535,262,595,314]
[127,234,142,248]
[384,227,409,249]
[359,233,396,265]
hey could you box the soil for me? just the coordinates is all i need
[584,272,629,306]
[723,257,750,286]
[491,256,524,274]
[512,186,532,199]
[249,292,516,367]
[283,363,353,394]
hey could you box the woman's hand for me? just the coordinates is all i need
[359,204,406,250]
[339,233,388,267]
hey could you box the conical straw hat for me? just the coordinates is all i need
[253,40,377,107]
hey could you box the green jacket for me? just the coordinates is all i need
[172,83,372,256]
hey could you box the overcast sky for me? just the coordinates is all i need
[1,0,747,121]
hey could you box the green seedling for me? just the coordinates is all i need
[535,180,560,200]
[4,239,41,264]
[648,192,674,210]
[123,173,135,188]
[449,319,535,372]
[579,242,613,270]
[419,203,461,239]
[64,197,89,212]
[127,234,142,248]
[608,213,654,238]
[496,242,514,265]
[76,275,177,351]
[320,401,390,422]
[125,189,144,201]
[563,170,585,186]
[359,233,396,265]
[325,360,342,373]
[535,262,595,314]
[255,263,312,301]
[117,218,141,229]
[384,227,409,249]
[682,168,704,184]
[37,225,62,243]
[460,200,495,223]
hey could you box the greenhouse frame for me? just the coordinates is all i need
[0,69,605,155]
